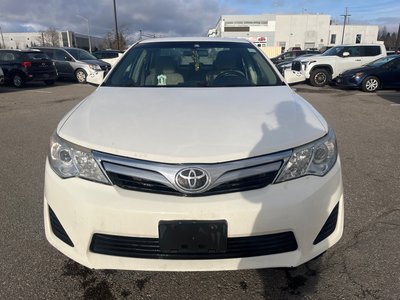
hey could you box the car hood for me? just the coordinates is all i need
[341,65,375,75]
[80,59,109,67]
[299,55,335,62]
[58,86,328,163]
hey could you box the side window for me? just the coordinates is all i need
[347,46,361,57]
[389,58,400,70]
[362,46,381,57]
[43,50,54,59]
[283,53,295,59]
[54,50,67,61]
[0,52,16,61]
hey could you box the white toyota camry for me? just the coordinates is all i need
[44,37,344,271]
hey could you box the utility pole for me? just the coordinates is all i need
[341,7,351,44]
[395,24,400,54]
[113,0,120,50]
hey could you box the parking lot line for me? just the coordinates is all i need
[31,90,53,94]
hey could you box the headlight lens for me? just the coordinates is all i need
[48,133,109,184]
[353,72,364,78]
[275,129,337,183]
[89,64,102,71]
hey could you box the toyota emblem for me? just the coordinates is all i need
[175,168,210,192]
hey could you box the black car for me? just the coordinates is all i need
[93,50,123,60]
[270,50,320,65]
[0,50,58,87]
[336,55,400,92]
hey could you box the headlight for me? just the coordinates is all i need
[48,133,110,184]
[353,72,364,78]
[89,64,102,71]
[275,128,337,183]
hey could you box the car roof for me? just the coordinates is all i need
[32,47,85,50]
[0,49,43,52]
[138,37,251,44]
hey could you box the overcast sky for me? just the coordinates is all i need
[0,0,399,41]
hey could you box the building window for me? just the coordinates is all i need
[330,34,336,44]
[356,34,362,44]
[224,27,250,32]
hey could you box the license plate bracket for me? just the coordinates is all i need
[158,220,227,254]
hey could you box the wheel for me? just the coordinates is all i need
[213,70,248,86]
[310,69,331,87]
[12,74,24,88]
[44,80,55,86]
[361,76,379,92]
[75,69,87,84]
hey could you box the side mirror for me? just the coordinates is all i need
[342,52,350,57]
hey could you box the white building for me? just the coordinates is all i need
[211,14,379,54]
[0,30,104,51]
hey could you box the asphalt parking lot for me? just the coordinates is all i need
[0,81,399,299]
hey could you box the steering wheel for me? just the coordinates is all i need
[214,70,246,80]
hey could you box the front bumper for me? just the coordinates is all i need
[335,75,363,88]
[44,158,344,271]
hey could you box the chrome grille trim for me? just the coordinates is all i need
[93,150,292,195]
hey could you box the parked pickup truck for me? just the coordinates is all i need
[284,44,386,86]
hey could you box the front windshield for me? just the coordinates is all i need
[65,48,97,60]
[366,56,397,67]
[103,41,281,87]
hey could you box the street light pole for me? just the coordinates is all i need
[77,14,92,52]
[113,0,120,50]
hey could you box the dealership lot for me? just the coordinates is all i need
[0,82,399,299]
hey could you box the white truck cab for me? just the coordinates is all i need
[285,44,386,86]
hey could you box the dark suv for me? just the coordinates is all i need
[0,50,58,87]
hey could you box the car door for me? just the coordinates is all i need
[381,57,400,88]
[360,46,383,66]
[335,46,363,76]
[53,49,75,77]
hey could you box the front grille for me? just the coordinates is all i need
[48,206,74,247]
[107,169,280,197]
[90,231,298,259]
[313,203,339,245]
[94,150,290,197]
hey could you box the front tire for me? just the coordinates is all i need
[310,69,331,87]
[75,69,87,84]
[361,76,379,92]
[12,74,24,88]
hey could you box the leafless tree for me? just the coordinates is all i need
[102,28,128,50]
[36,27,61,46]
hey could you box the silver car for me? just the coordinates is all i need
[32,47,111,83]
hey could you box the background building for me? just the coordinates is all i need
[210,14,379,57]
[0,30,104,51]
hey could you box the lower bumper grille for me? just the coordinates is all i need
[313,203,339,245]
[49,206,74,247]
[90,231,298,259]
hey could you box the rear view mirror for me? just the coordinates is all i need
[342,52,350,57]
